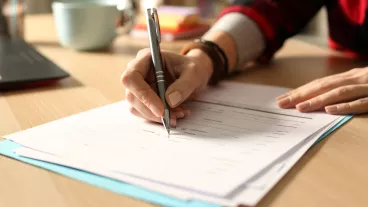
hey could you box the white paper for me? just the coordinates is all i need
[5,83,343,200]
[14,118,342,207]
[196,82,314,118]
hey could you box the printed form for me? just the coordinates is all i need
[13,116,343,206]
[5,82,343,205]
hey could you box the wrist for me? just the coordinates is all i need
[180,40,225,85]
[186,48,214,80]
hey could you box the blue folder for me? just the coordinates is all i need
[0,116,352,207]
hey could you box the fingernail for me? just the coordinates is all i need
[297,101,310,111]
[170,118,177,128]
[168,91,182,107]
[276,94,288,100]
[176,111,185,118]
[325,105,338,114]
[277,97,291,108]
[150,105,162,117]
[183,109,191,117]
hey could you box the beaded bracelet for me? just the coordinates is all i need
[180,39,228,85]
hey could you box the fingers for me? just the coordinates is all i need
[126,91,161,122]
[123,48,199,124]
[128,106,177,127]
[295,84,368,112]
[127,90,190,127]
[325,97,368,115]
[121,49,164,117]
[171,106,191,118]
[277,75,357,108]
[165,65,201,108]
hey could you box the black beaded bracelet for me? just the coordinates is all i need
[180,41,225,85]
[195,39,229,75]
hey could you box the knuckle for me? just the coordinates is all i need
[348,74,360,83]
[137,88,153,107]
[126,60,137,71]
[187,61,197,69]
[312,95,324,106]
[336,86,351,97]
[358,73,368,84]
[185,62,198,74]
[350,68,360,73]
[126,91,135,105]
[311,78,323,85]
[181,78,194,86]
[121,71,132,87]
[128,106,135,114]
[358,97,368,105]
[184,65,202,82]
[289,92,301,103]
[316,80,330,91]
[285,91,295,98]
[137,48,151,58]
[346,102,353,110]
[341,103,352,111]
[349,68,368,83]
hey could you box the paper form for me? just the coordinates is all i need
[14,118,344,207]
[6,98,341,197]
[5,82,345,205]
[5,83,343,199]
[196,82,314,118]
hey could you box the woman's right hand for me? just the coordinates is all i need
[121,48,213,127]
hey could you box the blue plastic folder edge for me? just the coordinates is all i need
[0,116,352,207]
[314,115,353,144]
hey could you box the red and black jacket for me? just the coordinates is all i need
[219,0,368,60]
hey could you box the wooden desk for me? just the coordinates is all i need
[1,15,367,207]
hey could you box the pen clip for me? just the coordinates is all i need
[150,8,161,43]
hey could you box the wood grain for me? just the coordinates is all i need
[0,15,367,207]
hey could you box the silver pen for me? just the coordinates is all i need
[145,8,170,135]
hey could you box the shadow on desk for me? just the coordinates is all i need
[1,76,83,96]
[29,39,147,56]
[29,40,61,48]
[84,41,183,55]
[230,55,368,89]
[29,39,144,56]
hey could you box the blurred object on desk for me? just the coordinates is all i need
[130,5,209,41]
[157,6,200,29]
[0,0,26,39]
[165,0,230,18]
[139,0,163,13]
[0,38,69,90]
[116,0,138,34]
[52,0,136,51]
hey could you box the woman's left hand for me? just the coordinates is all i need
[276,67,368,115]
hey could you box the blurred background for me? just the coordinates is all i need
[24,0,328,44]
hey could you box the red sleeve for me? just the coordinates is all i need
[218,0,326,62]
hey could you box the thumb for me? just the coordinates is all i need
[165,67,200,108]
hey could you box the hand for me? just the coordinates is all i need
[276,67,368,115]
[121,48,213,126]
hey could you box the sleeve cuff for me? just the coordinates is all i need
[206,13,266,70]
[217,5,279,62]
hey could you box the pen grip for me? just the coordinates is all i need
[147,18,169,109]
[156,73,168,105]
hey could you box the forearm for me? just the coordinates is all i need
[201,30,237,73]
[203,13,265,72]
[186,13,265,76]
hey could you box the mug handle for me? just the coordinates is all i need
[116,0,137,35]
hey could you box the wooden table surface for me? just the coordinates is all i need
[1,15,368,207]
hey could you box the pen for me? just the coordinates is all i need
[145,8,170,135]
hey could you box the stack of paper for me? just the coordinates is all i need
[1,82,349,206]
